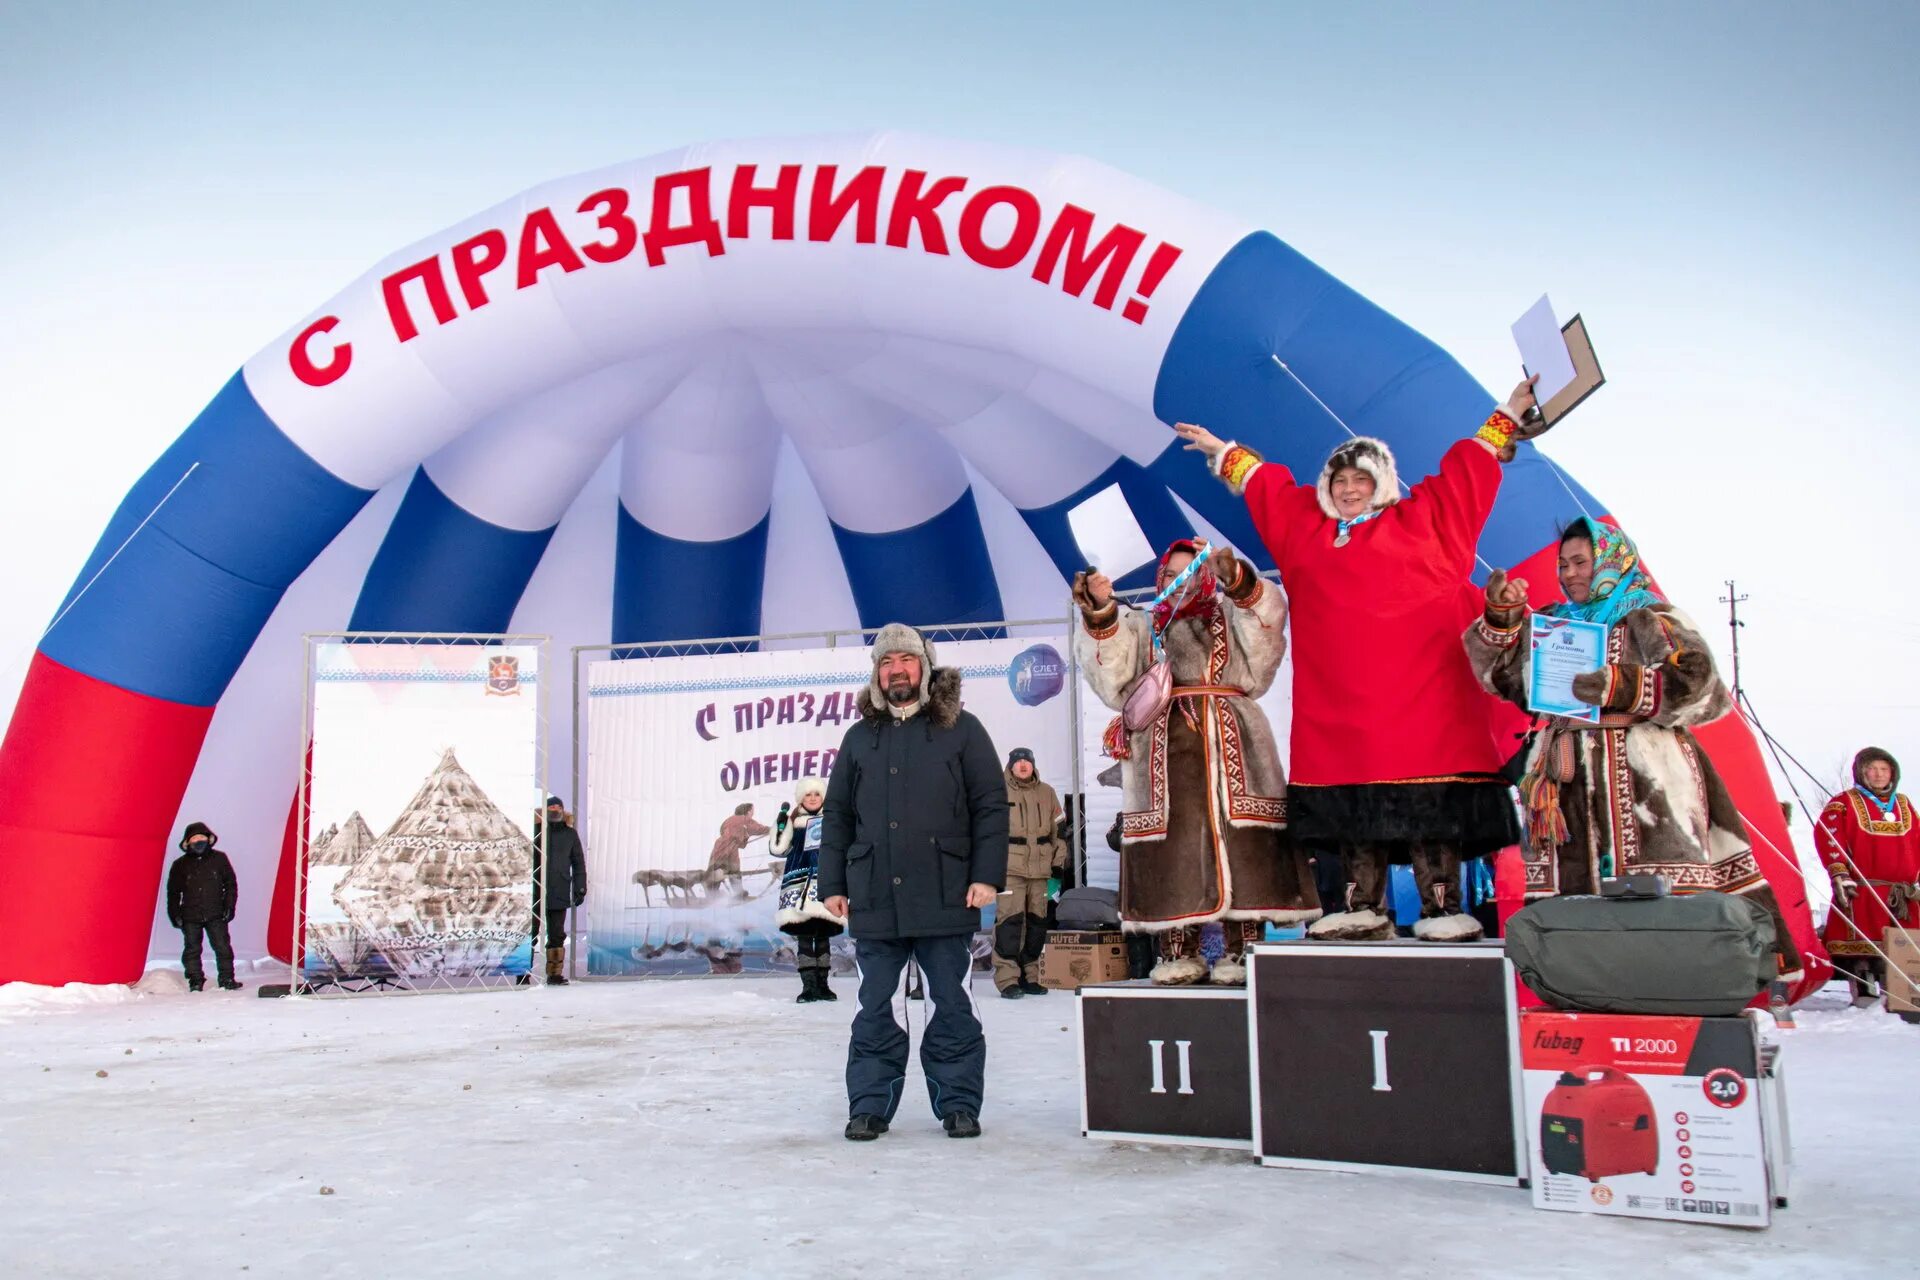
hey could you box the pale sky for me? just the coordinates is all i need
[3,0,1916,819]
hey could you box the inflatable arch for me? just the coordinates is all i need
[0,132,1826,992]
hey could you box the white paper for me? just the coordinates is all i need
[1511,294,1578,404]
[1067,484,1156,577]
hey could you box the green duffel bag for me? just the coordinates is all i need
[1505,888,1779,1016]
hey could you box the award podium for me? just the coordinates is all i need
[1076,939,1526,1182]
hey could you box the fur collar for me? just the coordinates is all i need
[857,666,962,729]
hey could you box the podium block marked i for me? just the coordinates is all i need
[1248,941,1528,1185]
[1078,982,1252,1150]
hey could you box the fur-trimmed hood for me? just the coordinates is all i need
[1316,436,1400,520]
[857,666,963,729]
[1853,746,1900,794]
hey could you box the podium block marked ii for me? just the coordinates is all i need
[1078,982,1252,1150]
[1248,941,1527,1185]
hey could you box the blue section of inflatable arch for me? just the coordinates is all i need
[38,371,373,706]
[349,469,554,634]
[613,504,770,646]
[1019,457,1196,591]
[1147,232,1603,573]
[831,488,1005,637]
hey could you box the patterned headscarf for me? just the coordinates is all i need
[1151,539,1219,631]
[1548,517,1664,627]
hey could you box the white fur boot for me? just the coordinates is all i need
[1412,912,1484,942]
[1208,958,1247,986]
[1149,956,1209,986]
[1306,909,1396,942]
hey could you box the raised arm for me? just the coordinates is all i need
[1070,568,1154,713]
[1463,567,1532,709]
[1175,421,1313,569]
[1214,547,1288,698]
[1413,379,1543,572]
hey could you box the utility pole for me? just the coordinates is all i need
[1719,580,1749,702]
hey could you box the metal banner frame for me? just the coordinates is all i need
[292,631,550,999]
[570,615,1081,982]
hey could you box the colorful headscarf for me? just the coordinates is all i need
[1547,517,1663,627]
[1151,539,1219,632]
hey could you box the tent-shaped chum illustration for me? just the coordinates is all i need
[333,749,533,980]
[0,131,1827,993]
[303,810,377,975]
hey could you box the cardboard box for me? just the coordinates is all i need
[1885,928,1920,1014]
[1040,930,1129,990]
[1520,1011,1775,1228]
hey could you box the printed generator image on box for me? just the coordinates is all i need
[1540,1066,1658,1181]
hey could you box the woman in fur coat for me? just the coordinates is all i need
[1173,385,1540,943]
[1464,517,1802,979]
[1073,539,1319,985]
[772,777,846,1002]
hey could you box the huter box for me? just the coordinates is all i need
[1041,930,1129,991]
[1520,1010,1775,1228]
[1248,941,1526,1185]
[1078,982,1251,1149]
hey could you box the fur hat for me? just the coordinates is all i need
[1853,746,1900,792]
[793,776,827,807]
[869,622,936,709]
[1316,437,1400,520]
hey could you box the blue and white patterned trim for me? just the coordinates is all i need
[587,663,1012,699]
[314,669,540,685]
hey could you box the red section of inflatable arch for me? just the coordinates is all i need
[1501,531,1831,999]
[0,654,213,985]
[265,763,309,966]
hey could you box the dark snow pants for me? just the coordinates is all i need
[847,934,983,1121]
[181,919,234,984]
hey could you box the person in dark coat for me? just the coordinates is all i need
[167,821,240,991]
[818,623,1009,1142]
[532,796,588,986]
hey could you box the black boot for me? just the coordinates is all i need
[218,977,244,991]
[796,968,825,1004]
[943,1111,982,1139]
[187,978,205,993]
[844,1114,889,1141]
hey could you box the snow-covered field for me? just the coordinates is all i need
[2,969,1914,1279]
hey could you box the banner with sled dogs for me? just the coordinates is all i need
[582,635,1075,978]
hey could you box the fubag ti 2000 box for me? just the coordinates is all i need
[1521,1011,1775,1228]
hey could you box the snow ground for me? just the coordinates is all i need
[2,969,1914,1280]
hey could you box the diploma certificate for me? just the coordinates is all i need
[1527,615,1608,723]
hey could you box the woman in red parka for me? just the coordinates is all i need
[1174,378,1541,942]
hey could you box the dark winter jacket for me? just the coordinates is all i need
[534,816,588,909]
[817,668,1009,939]
[168,846,237,926]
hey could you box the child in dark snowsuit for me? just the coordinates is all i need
[167,822,241,991]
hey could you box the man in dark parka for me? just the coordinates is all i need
[818,624,1008,1141]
